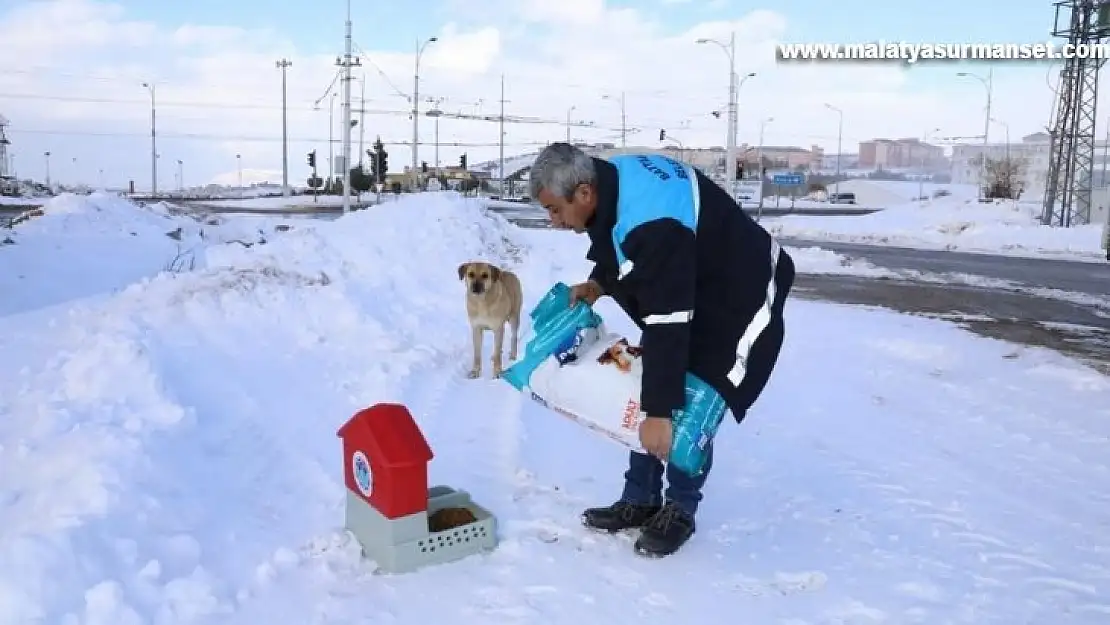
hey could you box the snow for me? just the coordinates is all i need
[196,194,372,210]
[2,192,1110,624]
[1,192,284,316]
[0,196,47,207]
[766,195,1107,261]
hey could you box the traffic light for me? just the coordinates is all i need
[659,129,666,141]
[459,153,467,169]
[307,150,316,168]
[421,161,428,174]
[736,163,743,179]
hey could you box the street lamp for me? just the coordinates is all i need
[697,33,754,190]
[919,127,941,201]
[601,92,627,148]
[957,69,992,200]
[140,81,156,197]
[565,105,576,143]
[823,103,843,199]
[411,36,438,190]
[426,97,444,172]
[757,117,773,211]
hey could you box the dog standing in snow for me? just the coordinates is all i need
[458,261,523,379]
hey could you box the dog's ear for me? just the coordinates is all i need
[457,263,468,281]
[489,266,502,282]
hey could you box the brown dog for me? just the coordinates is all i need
[457,261,523,378]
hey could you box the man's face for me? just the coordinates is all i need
[537,183,596,233]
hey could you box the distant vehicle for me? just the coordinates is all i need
[829,192,856,204]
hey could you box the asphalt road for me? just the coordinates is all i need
[782,237,1108,296]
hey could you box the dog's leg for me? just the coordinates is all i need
[468,324,483,378]
[491,322,506,377]
[508,311,520,361]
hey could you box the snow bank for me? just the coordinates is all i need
[0,191,539,625]
[765,196,1105,260]
[3,190,1109,624]
[1,193,283,316]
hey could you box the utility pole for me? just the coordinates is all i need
[276,58,292,197]
[696,33,738,192]
[499,74,506,194]
[411,36,438,190]
[1101,123,1109,187]
[358,74,366,164]
[335,0,360,213]
[620,91,627,148]
[824,103,843,198]
[141,82,157,197]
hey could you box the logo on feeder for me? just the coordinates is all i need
[352,450,372,496]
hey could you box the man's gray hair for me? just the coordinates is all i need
[529,142,597,200]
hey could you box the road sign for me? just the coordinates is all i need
[772,172,805,186]
[734,180,762,204]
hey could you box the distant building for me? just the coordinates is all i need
[739,144,824,170]
[858,138,944,170]
[949,132,1053,193]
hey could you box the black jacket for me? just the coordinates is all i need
[585,157,795,422]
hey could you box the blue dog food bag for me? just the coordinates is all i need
[501,282,728,476]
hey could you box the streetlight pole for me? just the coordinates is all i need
[696,33,753,194]
[177,159,184,191]
[919,127,940,201]
[757,117,773,212]
[336,0,361,212]
[44,151,51,189]
[236,154,242,192]
[276,58,292,197]
[411,36,438,190]
[565,105,576,143]
[426,97,444,172]
[141,82,157,197]
[824,103,843,199]
[602,92,628,148]
[957,68,992,200]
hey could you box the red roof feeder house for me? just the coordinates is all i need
[337,402,498,573]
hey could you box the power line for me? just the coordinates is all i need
[0,91,626,131]
[4,127,554,146]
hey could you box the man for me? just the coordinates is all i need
[529,142,795,558]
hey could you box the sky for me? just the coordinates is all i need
[0,0,1085,190]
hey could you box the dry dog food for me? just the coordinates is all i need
[428,507,477,532]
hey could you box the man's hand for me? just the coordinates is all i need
[639,416,672,461]
[569,280,603,307]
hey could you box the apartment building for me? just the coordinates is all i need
[858,138,944,169]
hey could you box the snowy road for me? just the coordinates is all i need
[783,238,1109,295]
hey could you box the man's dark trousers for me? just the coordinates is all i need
[621,443,715,515]
[615,293,788,517]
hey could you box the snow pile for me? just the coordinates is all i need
[1,191,1109,624]
[765,196,1105,260]
[1,193,283,316]
[785,245,897,277]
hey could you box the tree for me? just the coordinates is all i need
[348,167,372,193]
[983,155,1025,200]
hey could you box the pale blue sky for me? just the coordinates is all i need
[0,0,1081,189]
